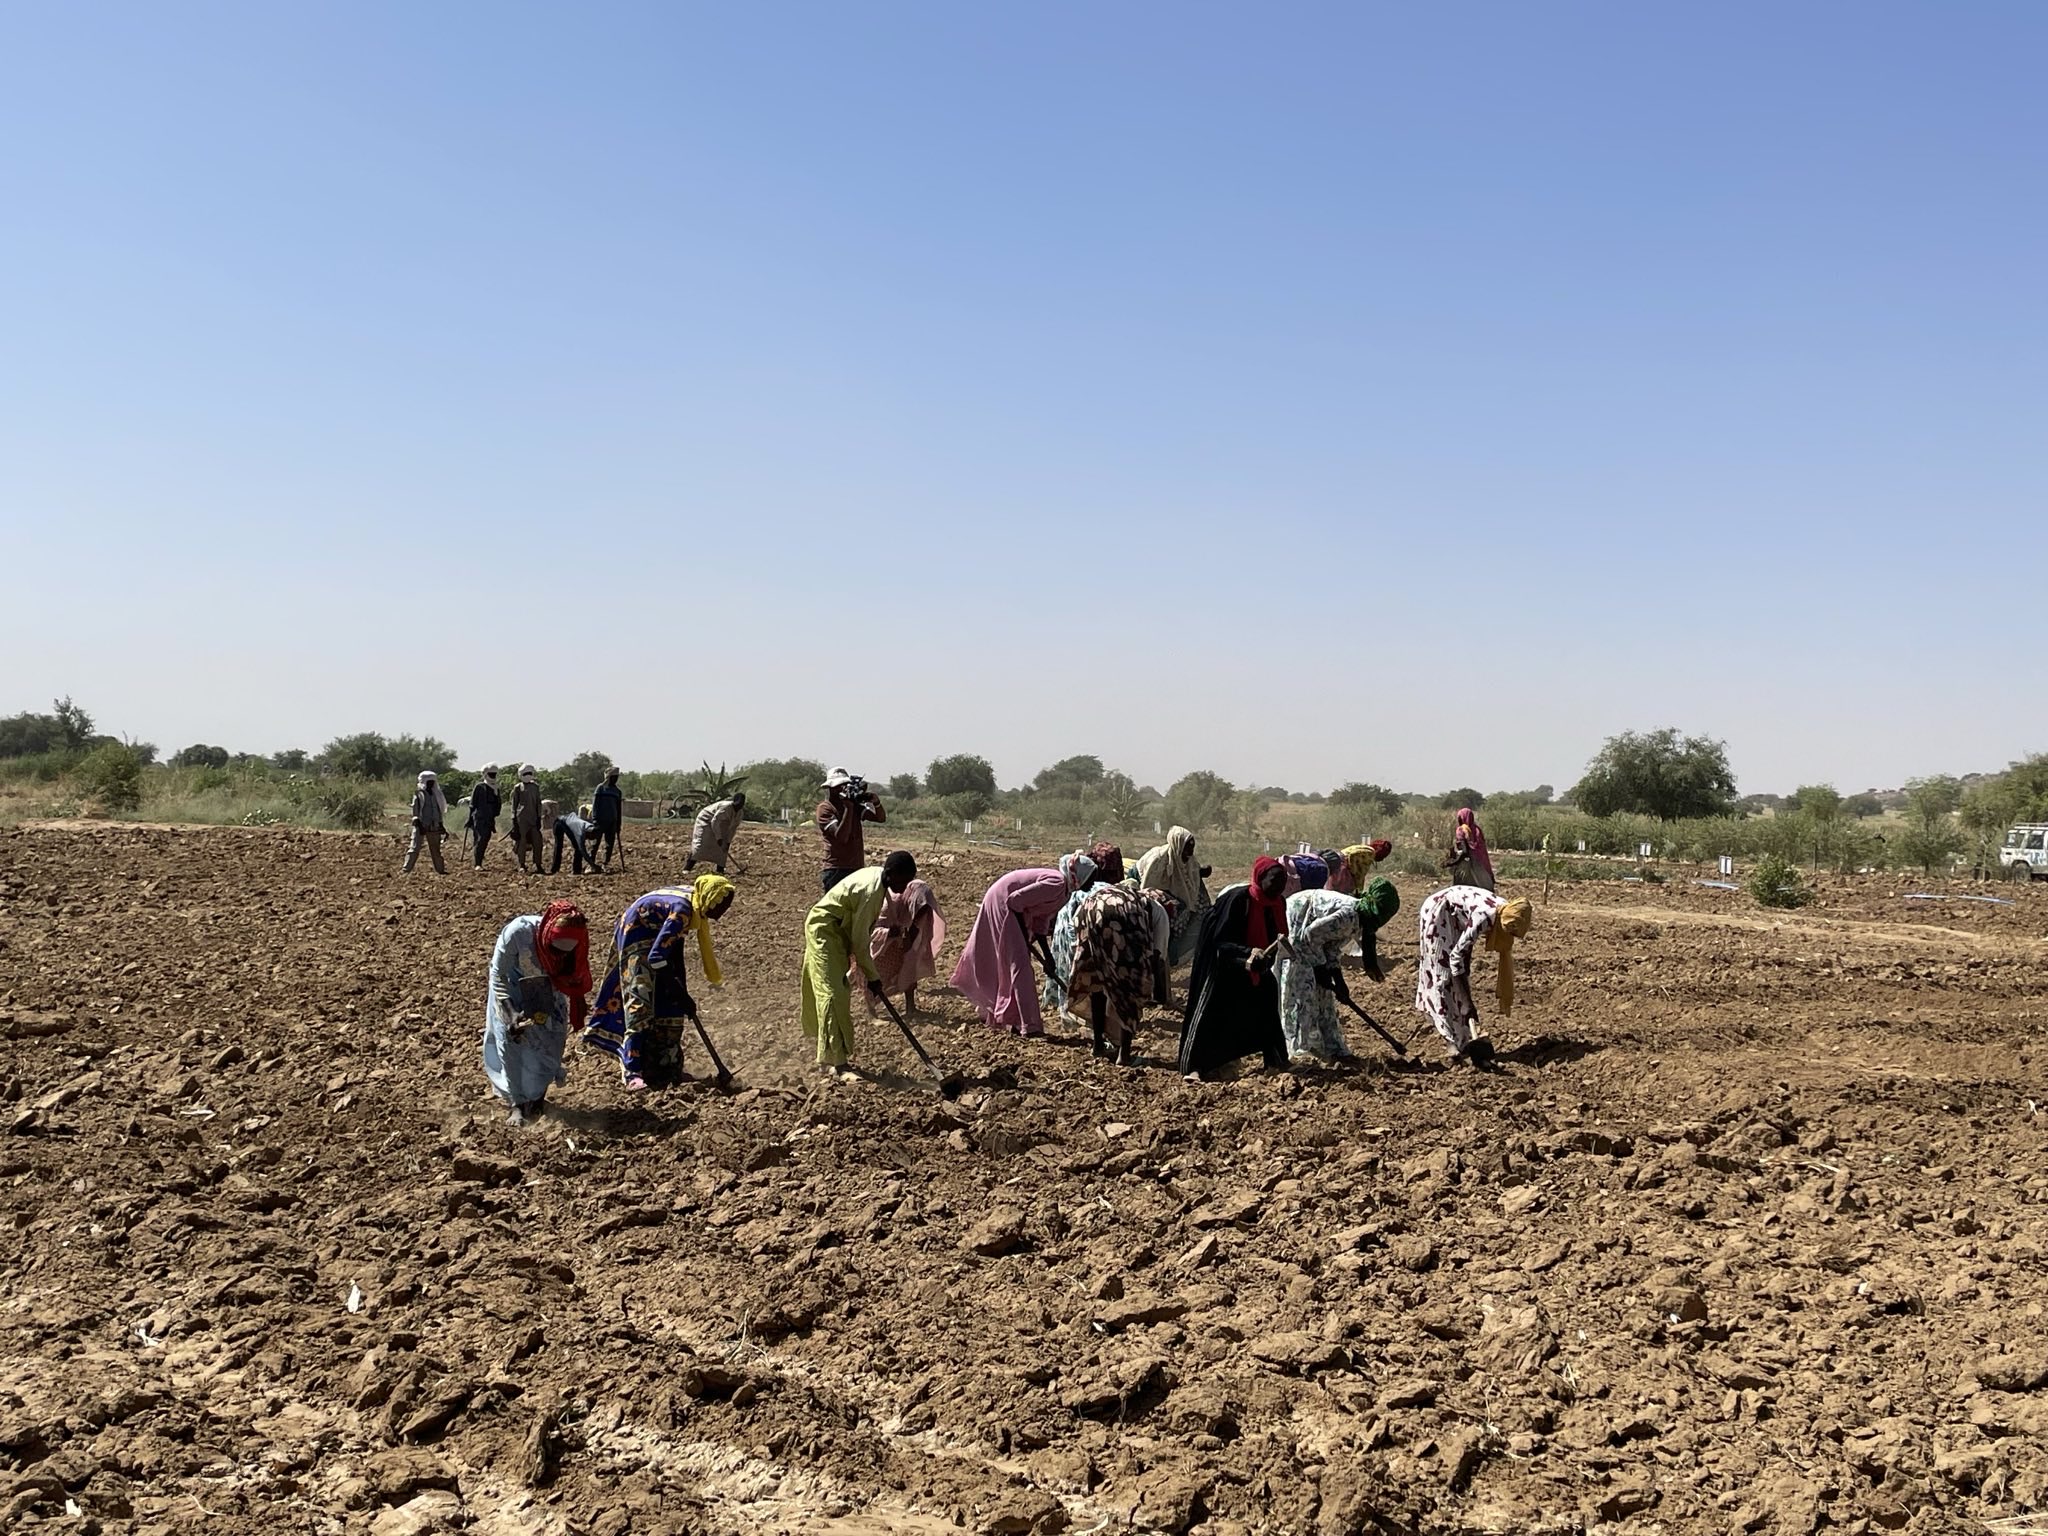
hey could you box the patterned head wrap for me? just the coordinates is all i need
[1088,842,1124,884]
[535,899,592,1030]
[1483,896,1533,1016]
[687,874,735,988]
[1059,852,1098,891]
[1341,844,1379,891]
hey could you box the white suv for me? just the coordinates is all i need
[2002,824,2048,881]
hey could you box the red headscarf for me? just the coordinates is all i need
[534,899,592,1030]
[1246,856,1288,949]
[1369,838,1393,862]
[1088,841,1125,884]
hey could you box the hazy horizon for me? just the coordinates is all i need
[4,4,2042,798]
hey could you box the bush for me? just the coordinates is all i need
[943,790,992,824]
[320,785,386,831]
[73,743,143,812]
[1750,854,1810,910]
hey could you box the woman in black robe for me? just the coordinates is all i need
[1177,856,1291,1078]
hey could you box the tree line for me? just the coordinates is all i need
[3,703,2042,871]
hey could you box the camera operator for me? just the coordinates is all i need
[816,767,887,892]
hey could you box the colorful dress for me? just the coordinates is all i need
[801,865,890,1067]
[864,878,945,1006]
[1065,884,1160,1052]
[586,880,729,1087]
[1039,886,1092,1019]
[1414,884,1506,1055]
[950,867,1071,1036]
[482,916,573,1108]
[1277,890,1361,1061]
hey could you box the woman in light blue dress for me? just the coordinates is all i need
[1276,878,1400,1063]
[482,899,591,1124]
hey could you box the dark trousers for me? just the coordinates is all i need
[822,867,859,892]
[551,825,593,875]
[470,821,495,868]
[593,826,619,864]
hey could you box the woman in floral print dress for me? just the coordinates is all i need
[1413,884,1531,1062]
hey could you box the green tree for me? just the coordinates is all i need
[53,698,95,751]
[320,732,394,779]
[562,749,615,787]
[171,744,230,770]
[1958,781,2019,878]
[1573,728,1737,821]
[1841,792,1884,819]
[74,742,143,811]
[886,772,922,801]
[1032,755,1104,796]
[386,735,456,779]
[736,758,828,818]
[927,753,997,799]
[1789,784,1842,823]
[1163,770,1238,834]
[1103,771,1149,835]
[271,749,310,773]
[1435,787,1486,811]
[0,698,95,758]
[1897,775,1964,876]
[2004,753,2048,820]
[1328,781,1404,816]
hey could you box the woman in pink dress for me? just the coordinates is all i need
[863,878,946,1016]
[950,854,1095,1036]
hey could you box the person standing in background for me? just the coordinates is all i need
[465,763,502,871]
[403,770,450,875]
[591,766,624,871]
[509,764,545,875]
[815,767,886,892]
[1446,808,1496,891]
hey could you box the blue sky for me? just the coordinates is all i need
[2,3,2041,796]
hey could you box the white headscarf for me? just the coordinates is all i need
[1136,825,1203,910]
[417,770,450,822]
[1059,852,1097,891]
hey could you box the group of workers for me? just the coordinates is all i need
[407,765,755,879]
[477,766,1535,1122]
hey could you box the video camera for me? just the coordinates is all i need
[842,775,869,799]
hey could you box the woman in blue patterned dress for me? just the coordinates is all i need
[482,899,592,1125]
[586,876,736,1091]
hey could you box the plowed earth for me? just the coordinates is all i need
[3,823,2047,1536]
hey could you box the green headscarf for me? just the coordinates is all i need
[1352,878,1400,972]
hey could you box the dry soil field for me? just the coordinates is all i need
[3,822,2047,1536]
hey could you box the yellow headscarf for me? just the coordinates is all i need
[687,874,735,987]
[1341,844,1378,890]
[1482,897,1533,1016]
